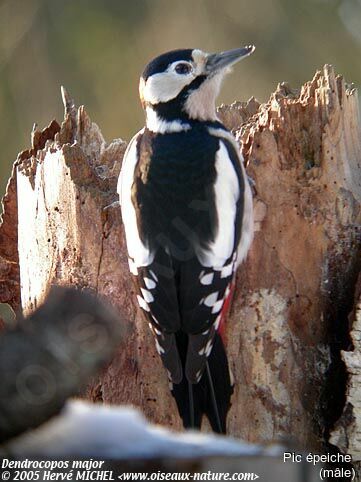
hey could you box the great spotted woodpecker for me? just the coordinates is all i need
[118,46,255,433]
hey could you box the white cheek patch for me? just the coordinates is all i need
[139,77,146,104]
[142,71,193,104]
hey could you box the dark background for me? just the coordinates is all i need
[1,0,360,194]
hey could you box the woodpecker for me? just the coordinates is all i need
[118,46,255,433]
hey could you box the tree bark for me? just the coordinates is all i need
[1,66,360,453]
[330,273,361,463]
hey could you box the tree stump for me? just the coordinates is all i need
[1,66,360,455]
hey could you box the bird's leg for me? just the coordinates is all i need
[206,360,222,433]
[188,380,195,428]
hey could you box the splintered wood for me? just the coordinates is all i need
[1,66,360,453]
[218,65,361,450]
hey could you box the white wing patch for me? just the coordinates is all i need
[211,299,224,314]
[207,127,254,267]
[118,130,154,268]
[220,262,233,279]
[137,295,150,312]
[140,288,154,303]
[128,258,138,275]
[144,277,156,289]
[200,272,214,285]
[204,291,219,307]
[149,270,158,282]
[236,166,254,266]
[205,339,213,357]
[155,338,165,355]
[214,314,222,330]
[195,141,240,268]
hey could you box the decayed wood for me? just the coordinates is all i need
[0,166,20,313]
[0,286,125,443]
[0,118,62,318]
[219,66,361,449]
[2,66,360,451]
[330,274,361,460]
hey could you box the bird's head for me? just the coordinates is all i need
[139,46,255,132]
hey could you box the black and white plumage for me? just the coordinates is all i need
[118,46,255,432]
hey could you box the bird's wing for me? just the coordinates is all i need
[178,138,246,383]
[117,130,144,206]
[134,254,183,384]
[119,130,183,383]
[119,129,155,267]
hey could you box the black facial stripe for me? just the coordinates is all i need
[142,49,194,80]
[151,75,208,122]
[186,74,208,92]
[153,97,189,122]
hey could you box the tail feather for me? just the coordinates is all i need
[171,332,233,433]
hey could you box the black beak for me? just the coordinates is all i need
[205,45,255,74]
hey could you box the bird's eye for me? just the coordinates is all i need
[175,63,192,75]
